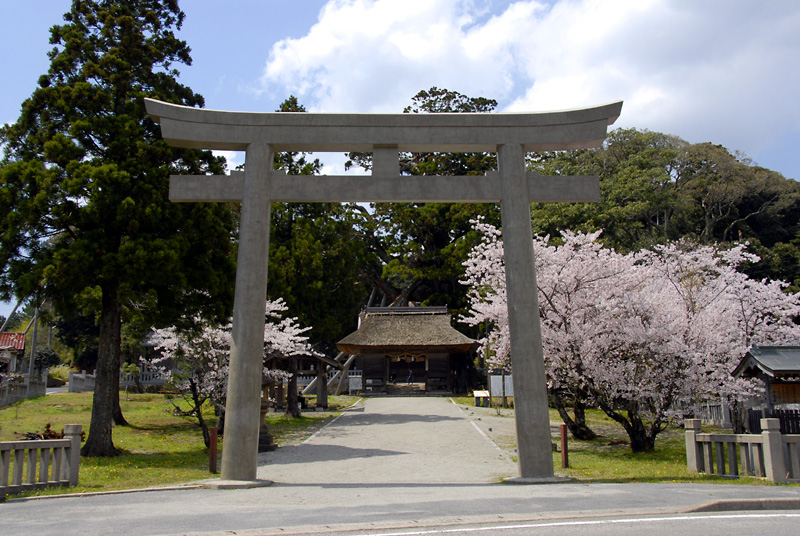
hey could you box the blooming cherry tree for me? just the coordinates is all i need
[462,221,800,451]
[151,298,315,447]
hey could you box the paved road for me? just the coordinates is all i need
[3,397,800,536]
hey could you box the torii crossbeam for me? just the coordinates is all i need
[146,98,622,483]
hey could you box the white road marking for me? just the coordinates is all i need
[360,513,800,535]
[450,397,513,462]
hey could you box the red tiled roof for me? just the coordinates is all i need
[0,332,25,351]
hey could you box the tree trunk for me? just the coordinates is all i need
[189,379,211,448]
[729,399,747,434]
[627,420,656,453]
[215,403,226,436]
[113,387,128,426]
[597,400,656,453]
[81,284,122,456]
[551,390,597,440]
[285,356,300,418]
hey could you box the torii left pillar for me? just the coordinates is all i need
[222,143,273,481]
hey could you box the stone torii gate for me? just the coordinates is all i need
[145,98,622,483]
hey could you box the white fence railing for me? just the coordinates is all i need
[120,366,169,387]
[685,418,800,484]
[0,424,82,496]
[68,370,95,393]
[0,378,46,408]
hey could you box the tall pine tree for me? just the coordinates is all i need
[0,0,236,455]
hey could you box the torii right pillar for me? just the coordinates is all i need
[499,143,562,482]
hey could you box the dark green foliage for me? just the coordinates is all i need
[54,313,99,370]
[347,87,501,319]
[268,202,371,354]
[740,238,800,293]
[268,97,371,353]
[0,1,236,455]
[529,128,800,268]
[34,348,62,373]
[0,310,23,331]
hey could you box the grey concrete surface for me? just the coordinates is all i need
[144,98,623,152]
[221,142,273,482]
[499,143,554,479]
[168,170,601,204]
[3,397,800,536]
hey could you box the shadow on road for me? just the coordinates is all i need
[337,413,462,426]
[262,443,405,464]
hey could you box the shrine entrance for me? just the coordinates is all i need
[145,97,622,483]
[337,306,477,395]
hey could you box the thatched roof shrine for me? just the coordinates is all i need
[337,307,477,355]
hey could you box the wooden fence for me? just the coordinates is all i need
[685,418,800,484]
[747,408,800,434]
[0,424,82,496]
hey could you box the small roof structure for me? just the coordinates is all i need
[732,345,800,379]
[0,332,25,368]
[0,332,25,353]
[337,307,477,355]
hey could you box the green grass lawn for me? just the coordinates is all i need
[450,396,776,485]
[0,391,358,498]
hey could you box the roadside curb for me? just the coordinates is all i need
[685,497,800,512]
[4,484,202,502]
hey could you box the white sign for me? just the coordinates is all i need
[489,375,514,397]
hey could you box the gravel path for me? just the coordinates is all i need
[256,396,518,484]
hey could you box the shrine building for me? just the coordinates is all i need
[733,345,800,411]
[337,307,477,394]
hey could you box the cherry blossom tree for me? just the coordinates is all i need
[462,221,800,451]
[151,299,314,447]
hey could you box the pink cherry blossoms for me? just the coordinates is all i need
[461,219,800,451]
[150,298,316,447]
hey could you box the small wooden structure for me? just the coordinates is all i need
[337,307,477,394]
[732,345,800,411]
[0,332,25,374]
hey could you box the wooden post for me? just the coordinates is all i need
[209,427,218,474]
[560,424,569,468]
[317,365,329,410]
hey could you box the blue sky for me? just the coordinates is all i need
[1,0,800,316]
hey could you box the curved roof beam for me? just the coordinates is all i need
[145,98,622,153]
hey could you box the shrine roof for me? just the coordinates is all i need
[732,345,800,379]
[337,307,477,355]
[0,332,25,351]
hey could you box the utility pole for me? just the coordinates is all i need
[26,307,39,397]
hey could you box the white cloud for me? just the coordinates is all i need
[261,0,530,112]
[506,0,800,156]
[213,150,245,171]
[260,0,800,169]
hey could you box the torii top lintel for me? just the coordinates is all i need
[144,98,622,153]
